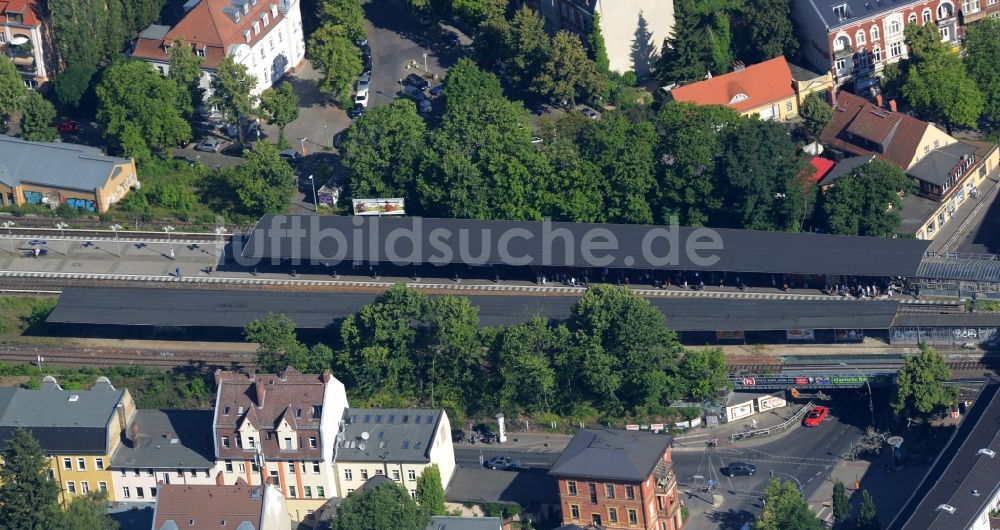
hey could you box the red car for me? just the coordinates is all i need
[804,406,829,427]
[57,120,79,134]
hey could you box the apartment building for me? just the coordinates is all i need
[152,479,291,530]
[0,0,48,87]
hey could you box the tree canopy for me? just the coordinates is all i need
[260,81,300,147]
[0,54,27,129]
[738,0,798,62]
[822,159,910,237]
[900,23,983,133]
[756,479,825,530]
[891,345,958,417]
[167,40,206,120]
[415,465,446,516]
[310,25,363,106]
[0,429,61,530]
[209,57,259,143]
[331,481,429,530]
[53,64,97,109]
[800,93,833,141]
[857,490,881,530]
[341,99,427,199]
[20,92,58,142]
[963,18,1000,129]
[225,142,297,216]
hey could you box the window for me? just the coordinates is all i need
[223,436,232,448]
[940,26,951,40]
[260,48,265,59]
[133,468,140,476]
[609,508,619,523]
[263,13,270,26]
[242,2,248,13]
[0,33,5,43]
[284,437,293,450]
[196,48,205,58]
[628,509,638,525]
[871,26,879,41]
[836,57,847,72]
[923,8,932,22]
[963,0,981,13]
[832,3,849,20]
[924,145,930,153]
[225,460,233,472]
[909,13,917,24]
[625,485,635,500]
[411,490,418,499]
[309,437,317,448]
[873,46,882,62]
[244,30,251,43]
[148,469,155,477]
[238,462,246,473]
[567,481,578,495]
[375,469,384,475]
[289,486,297,498]
[569,505,580,520]
[834,35,850,52]
[312,461,321,474]
[287,462,295,473]
[889,19,901,34]
[317,486,325,498]
[152,488,157,498]
[96,458,104,471]
[361,470,369,480]
[939,3,954,18]
[137,487,145,499]
[304,486,312,498]
[408,470,416,481]
[934,139,940,148]
[271,3,278,17]
[270,37,275,50]
[392,469,401,481]
[98,482,107,492]
[605,484,615,498]
[67,481,76,494]
[786,101,793,112]
[224,406,231,415]
[253,21,261,35]
[855,30,865,45]
[122,486,130,499]
[890,41,903,57]
[248,437,256,449]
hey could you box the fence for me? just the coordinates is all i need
[730,401,814,442]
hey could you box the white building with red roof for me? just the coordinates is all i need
[1,0,48,87]
[131,0,305,105]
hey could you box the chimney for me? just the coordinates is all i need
[322,370,332,383]
[875,94,883,108]
[889,99,897,112]
[215,471,226,486]
[255,380,266,408]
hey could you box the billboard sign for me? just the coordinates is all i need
[353,198,405,216]
[787,328,815,341]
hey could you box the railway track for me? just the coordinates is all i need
[0,345,255,370]
[0,216,250,233]
[4,226,225,243]
[727,360,994,374]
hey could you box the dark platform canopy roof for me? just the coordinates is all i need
[47,287,901,332]
[240,215,931,278]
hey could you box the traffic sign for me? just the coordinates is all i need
[742,376,756,386]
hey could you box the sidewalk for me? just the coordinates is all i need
[673,406,808,451]
[452,431,572,453]
[804,455,929,525]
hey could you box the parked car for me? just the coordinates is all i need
[451,429,467,443]
[195,137,222,152]
[579,106,600,119]
[803,405,829,427]
[332,130,347,149]
[404,73,430,90]
[401,84,426,101]
[354,90,370,108]
[278,149,300,163]
[485,456,521,471]
[357,73,371,94]
[222,142,254,157]
[531,136,543,145]
[57,120,79,134]
[446,32,461,47]
[348,104,365,119]
[418,99,432,114]
[724,462,756,477]
[429,84,444,97]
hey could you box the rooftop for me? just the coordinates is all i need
[549,429,671,482]
[668,56,796,113]
[906,142,978,186]
[0,135,131,193]
[818,155,876,187]
[110,410,214,470]
[152,482,267,530]
[889,379,1000,530]
[0,0,42,27]
[897,193,941,236]
[337,408,445,463]
[803,0,925,29]
[820,92,933,170]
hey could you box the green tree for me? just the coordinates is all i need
[310,25,363,106]
[832,481,850,527]
[209,56,259,144]
[739,0,798,63]
[679,348,728,401]
[418,296,482,409]
[756,479,825,530]
[451,0,506,27]
[472,11,512,67]
[260,81,300,148]
[963,18,1000,128]
[0,429,60,530]
[718,119,805,230]
[0,55,27,129]
[341,99,427,199]
[414,465,446,516]
[331,481,429,530]
[167,40,206,120]
[490,317,560,414]
[800,92,833,141]
[507,7,551,88]
[822,159,911,237]
[537,115,605,222]
[587,12,610,73]
[901,23,983,133]
[96,59,192,160]
[20,92,58,142]
[654,102,743,226]
[580,113,657,224]
[656,0,737,84]
[891,345,958,417]
[533,31,604,105]
[244,312,310,373]
[53,63,97,108]
[857,490,880,530]
[52,491,119,530]
[318,0,366,41]
[227,142,297,215]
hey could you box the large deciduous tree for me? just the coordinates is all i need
[260,81,300,148]
[331,481,429,530]
[891,345,958,417]
[822,159,910,237]
[341,99,426,199]
[963,18,1000,129]
[533,30,603,105]
[679,348,728,401]
[738,0,798,63]
[756,479,824,530]
[167,40,206,120]
[0,55,27,129]
[901,23,983,133]
[53,63,97,109]
[209,56,259,143]
[244,312,310,373]
[20,92,58,142]
[507,7,550,89]
[489,317,561,414]
[310,25,363,106]
[52,492,120,530]
[580,113,657,224]
[0,429,61,530]
[226,142,297,216]
[318,0,366,41]
[96,59,192,161]
[800,92,833,141]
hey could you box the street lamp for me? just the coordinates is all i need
[1,221,14,255]
[55,222,68,255]
[308,175,318,213]
[214,226,228,260]
[299,137,308,157]
[840,362,876,426]
[163,225,175,260]
[422,52,428,72]
[110,224,122,258]
[769,469,804,495]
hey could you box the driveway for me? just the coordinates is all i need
[363,0,468,107]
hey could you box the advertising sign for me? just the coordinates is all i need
[757,395,787,411]
[716,330,745,341]
[787,328,816,341]
[836,329,865,342]
[625,424,640,431]
[725,400,756,422]
[353,198,405,216]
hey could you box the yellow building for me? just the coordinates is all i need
[666,56,804,121]
[0,376,135,505]
[0,134,138,213]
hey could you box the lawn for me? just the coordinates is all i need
[0,295,57,337]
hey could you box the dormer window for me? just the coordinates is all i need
[270,4,277,17]
[263,13,269,26]
[234,11,240,22]
[242,2,249,14]
[224,406,231,415]
[244,29,251,43]
[237,406,244,415]
[729,93,749,104]
[253,22,260,35]
[196,47,205,57]
[832,3,850,21]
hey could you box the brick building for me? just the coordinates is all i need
[549,429,682,530]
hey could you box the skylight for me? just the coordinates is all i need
[729,93,749,104]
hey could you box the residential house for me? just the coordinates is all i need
[520,0,675,77]
[549,429,682,530]
[0,376,136,505]
[792,0,959,89]
[789,62,836,108]
[213,368,348,522]
[0,0,48,87]
[131,0,306,108]
[667,56,802,121]
[0,135,139,213]
[152,479,291,530]
[333,408,456,500]
[956,0,1000,30]
[109,410,218,504]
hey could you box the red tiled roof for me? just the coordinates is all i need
[153,483,264,530]
[819,91,931,170]
[214,368,328,460]
[668,57,796,113]
[805,157,835,184]
[132,37,227,68]
[0,0,41,28]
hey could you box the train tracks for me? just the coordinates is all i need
[727,359,994,374]
[4,226,224,243]
[0,344,255,370]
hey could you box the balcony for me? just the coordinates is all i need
[7,35,35,75]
